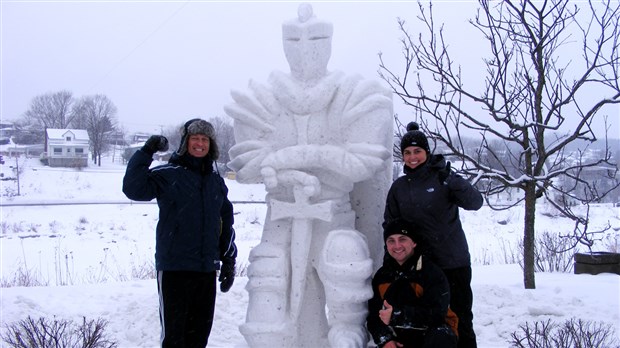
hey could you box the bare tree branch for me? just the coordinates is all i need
[380,0,620,289]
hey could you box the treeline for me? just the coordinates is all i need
[9,90,236,166]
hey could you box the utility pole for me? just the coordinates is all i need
[14,156,20,196]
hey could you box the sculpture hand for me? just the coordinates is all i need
[261,167,278,189]
[261,165,321,196]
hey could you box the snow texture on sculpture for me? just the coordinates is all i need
[225,3,393,348]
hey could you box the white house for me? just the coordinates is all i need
[46,129,90,167]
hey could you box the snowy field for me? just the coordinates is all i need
[1,154,619,347]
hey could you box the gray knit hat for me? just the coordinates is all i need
[177,118,219,160]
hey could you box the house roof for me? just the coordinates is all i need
[46,129,90,141]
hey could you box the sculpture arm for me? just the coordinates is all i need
[224,81,278,134]
[225,80,280,184]
[228,141,272,184]
[260,143,389,184]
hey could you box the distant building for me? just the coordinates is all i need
[106,130,128,146]
[45,129,90,167]
[0,123,15,145]
[131,133,150,144]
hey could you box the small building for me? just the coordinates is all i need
[46,129,89,167]
[0,126,13,145]
[106,130,128,146]
[131,133,151,144]
[5,144,45,158]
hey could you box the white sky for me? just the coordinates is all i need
[2,1,618,138]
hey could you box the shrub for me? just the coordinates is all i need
[129,259,156,280]
[0,263,48,288]
[517,231,574,273]
[1,316,117,348]
[534,231,574,273]
[510,318,619,348]
[236,261,249,277]
[602,233,619,253]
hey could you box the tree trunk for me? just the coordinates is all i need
[523,181,537,289]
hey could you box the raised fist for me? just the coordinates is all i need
[142,135,169,155]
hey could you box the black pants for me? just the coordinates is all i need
[443,266,477,348]
[157,270,217,348]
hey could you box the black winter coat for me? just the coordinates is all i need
[367,253,454,347]
[122,149,236,273]
[384,155,483,269]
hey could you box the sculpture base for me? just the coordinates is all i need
[240,322,297,348]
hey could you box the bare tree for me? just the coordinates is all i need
[162,123,183,153]
[11,118,45,145]
[24,90,75,129]
[208,116,235,166]
[73,95,118,167]
[379,0,620,289]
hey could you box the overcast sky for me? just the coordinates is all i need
[2,1,618,139]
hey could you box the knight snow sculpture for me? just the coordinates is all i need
[225,4,393,347]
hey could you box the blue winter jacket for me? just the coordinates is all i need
[122,149,236,273]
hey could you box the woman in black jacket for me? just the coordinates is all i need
[383,122,483,348]
[123,118,237,348]
[368,219,457,348]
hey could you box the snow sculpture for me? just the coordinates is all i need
[225,3,393,347]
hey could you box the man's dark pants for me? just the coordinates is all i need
[158,270,217,348]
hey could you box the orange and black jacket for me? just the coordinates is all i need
[367,252,458,347]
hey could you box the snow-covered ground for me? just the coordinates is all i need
[1,154,619,347]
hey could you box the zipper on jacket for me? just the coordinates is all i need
[200,174,206,267]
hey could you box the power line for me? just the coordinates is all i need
[86,1,190,93]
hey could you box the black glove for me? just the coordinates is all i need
[438,161,452,185]
[219,259,235,293]
[142,135,169,156]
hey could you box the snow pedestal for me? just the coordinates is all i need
[574,252,620,275]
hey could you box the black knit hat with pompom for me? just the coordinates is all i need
[400,122,430,154]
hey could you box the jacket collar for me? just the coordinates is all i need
[384,252,422,273]
[169,153,214,175]
[402,154,447,177]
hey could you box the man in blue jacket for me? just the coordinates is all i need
[123,118,237,348]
